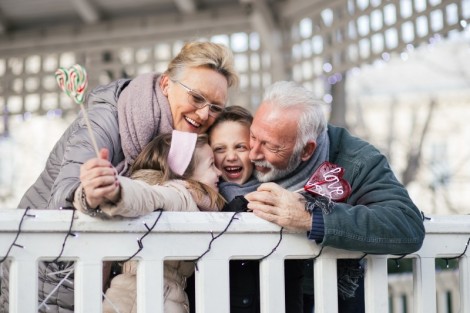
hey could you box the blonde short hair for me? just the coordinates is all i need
[164,41,239,88]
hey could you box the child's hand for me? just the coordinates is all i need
[80,148,120,208]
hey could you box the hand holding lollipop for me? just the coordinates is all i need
[56,65,119,208]
[55,64,100,157]
[294,161,351,202]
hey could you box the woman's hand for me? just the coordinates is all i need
[79,148,120,208]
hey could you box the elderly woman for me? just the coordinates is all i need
[0,41,238,313]
[19,41,238,211]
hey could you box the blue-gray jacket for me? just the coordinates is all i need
[228,125,425,313]
[309,125,425,254]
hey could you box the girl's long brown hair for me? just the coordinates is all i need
[130,132,226,209]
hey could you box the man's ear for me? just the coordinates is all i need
[301,141,317,161]
[160,75,170,96]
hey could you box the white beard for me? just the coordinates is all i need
[252,148,303,182]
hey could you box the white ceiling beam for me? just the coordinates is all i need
[249,1,286,80]
[173,0,197,14]
[0,5,250,56]
[72,0,101,24]
[280,0,340,20]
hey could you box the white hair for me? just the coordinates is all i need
[262,81,327,152]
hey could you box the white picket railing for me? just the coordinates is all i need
[0,209,469,313]
[388,270,461,313]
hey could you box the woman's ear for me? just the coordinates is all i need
[160,75,170,96]
[301,141,317,161]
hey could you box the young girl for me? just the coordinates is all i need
[208,105,254,185]
[74,130,224,313]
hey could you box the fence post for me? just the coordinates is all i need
[413,257,437,313]
[9,260,38,313]
[460,256,469,313]
[137,259,164,313]
[365,256,389,313]
[314,256,338,313]
[74,258,103,313]
[195,259,230,313]
[259,258,285,313]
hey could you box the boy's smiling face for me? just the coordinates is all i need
[210,120,253,185]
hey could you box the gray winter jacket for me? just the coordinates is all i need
[18,78,131,210]
[2,70,181,312]
[3,72,175,312]
[1,79,130,313]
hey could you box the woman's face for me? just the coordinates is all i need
[210,121,253,185]
[191,143,222,191]
[161,67,228,134]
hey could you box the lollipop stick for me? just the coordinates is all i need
[80,103,100,157]
[55,64,100,158]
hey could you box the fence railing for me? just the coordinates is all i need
[0,209,469,313]
[388,270,461,313]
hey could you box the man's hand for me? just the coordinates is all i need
[80,148,120,208]
[245,182,312,231]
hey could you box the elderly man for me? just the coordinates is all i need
[220,81,425,313]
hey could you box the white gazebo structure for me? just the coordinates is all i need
[1,1,469,312]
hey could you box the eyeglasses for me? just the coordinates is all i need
[173,80,225,117]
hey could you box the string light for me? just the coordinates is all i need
[51,207,77,263]
[2,206,468,309]
[311,245,324,260]
[2,208,465,268]
[120,209,164,263]
[421,211,431,221]
[381,52,391,62]
[391,254,407,268]
[1,208,288,270]
[193,213,287,268]
[441,237,470,269]
[194,212,240,270]
[258,227,284,261]
[0,207,35,264]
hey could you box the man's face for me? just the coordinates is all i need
[249,102,303,182]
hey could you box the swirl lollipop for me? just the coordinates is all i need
[55,64,99,157]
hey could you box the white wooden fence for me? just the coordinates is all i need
[388,270,461,313]
[0,209,469,313]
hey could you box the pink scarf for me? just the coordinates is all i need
[116,73,173,175]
